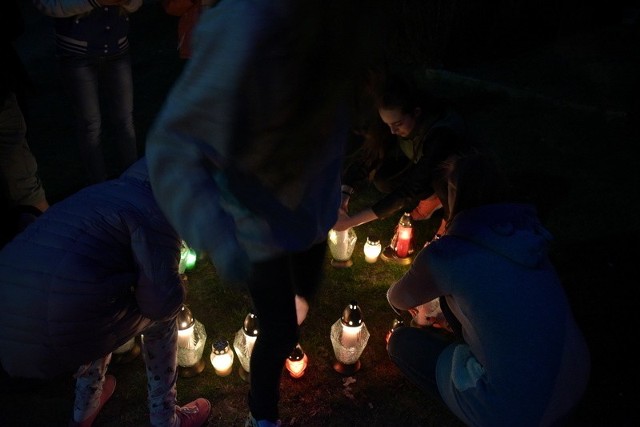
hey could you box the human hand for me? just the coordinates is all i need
[340,193,350,213]
[332,209,351,232]
[295,295,309,325]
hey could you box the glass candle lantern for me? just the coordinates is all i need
[385,316,405,348]
[327,228,357,267]
[363,236,382,263]
[176,305,207,377]
[178,240,197,274]
[285,343,308,379]
[394,212,413,258]
[210,339,234,377]
[381,213,414,265]
[233,312,259,382]
[330,301,370,374]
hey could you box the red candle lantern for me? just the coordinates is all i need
[394,213,413,258]
[381,212,414,265]
[285,343,308,378]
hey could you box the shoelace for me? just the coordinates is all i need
[178,405,200,415]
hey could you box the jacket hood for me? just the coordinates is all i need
[445,203,552,268]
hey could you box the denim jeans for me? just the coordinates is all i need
[59,52,138,184]
[387,324,456,403]
[387,297,462,403]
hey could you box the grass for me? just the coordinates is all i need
[2,2,637,426]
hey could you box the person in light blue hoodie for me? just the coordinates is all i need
[387,150,590,427]
[145,1,369,426]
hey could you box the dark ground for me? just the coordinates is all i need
[2,1,639,426]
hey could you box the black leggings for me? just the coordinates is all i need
[246,241,327,421]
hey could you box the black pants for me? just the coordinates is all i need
[246,241,327,421]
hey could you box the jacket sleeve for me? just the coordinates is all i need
[387,242,442,311]
[130,221,185,321]
[371,128,463,219]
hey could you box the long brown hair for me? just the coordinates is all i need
[441,149,511,224]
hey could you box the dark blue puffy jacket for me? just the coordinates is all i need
[0,157,185,379]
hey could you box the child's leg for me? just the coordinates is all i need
[72,353,112,422]
[142,319,179,427]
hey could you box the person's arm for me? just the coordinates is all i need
[332,207,378,231]
[131,222,185,321]
[387,246,440,312]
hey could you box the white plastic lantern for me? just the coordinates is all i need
[363,236,382,263]
[210,339,234,377]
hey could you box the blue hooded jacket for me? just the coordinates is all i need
[388,203,591,426]
[0,158,185,379]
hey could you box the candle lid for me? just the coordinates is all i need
[177,305,195,330]
[288,344,305,361]
[243,312,259,336]
[213,339,230,354]
[341,300,363,327]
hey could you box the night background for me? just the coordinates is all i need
[1,1,638,426]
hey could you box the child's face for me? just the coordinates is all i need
[378,106,419,138]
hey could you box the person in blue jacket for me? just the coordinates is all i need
[0,158,210,427]
[386,150,591,427]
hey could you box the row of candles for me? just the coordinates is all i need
[328,212,415,266]
[171,301,384,380]
[112,300,404,380]
[131,216,415,380]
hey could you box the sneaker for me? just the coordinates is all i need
[68,374,116,427]
[410,195,443,220]
[245,413,282,427]
[176,398,211,427]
